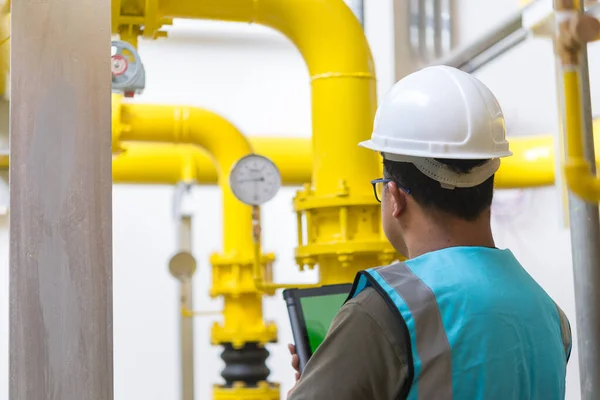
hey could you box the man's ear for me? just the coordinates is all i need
[387,181,407,218]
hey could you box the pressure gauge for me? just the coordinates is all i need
[230,154,281,206]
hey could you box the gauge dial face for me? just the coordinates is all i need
[229,154,281,206]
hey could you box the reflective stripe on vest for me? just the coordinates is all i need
[350,263,453,399]
[347,255,568,400]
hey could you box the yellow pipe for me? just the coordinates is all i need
[555,0,600,202]
[2,115,600,189]
[116,97,279,352]
[0,1,9,98]
[112,140,312,185]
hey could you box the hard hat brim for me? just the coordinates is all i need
[358,139,378,152]
[358,139,512,160]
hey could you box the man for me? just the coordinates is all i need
[287,66,572,399]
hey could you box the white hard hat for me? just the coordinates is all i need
[360,66,512,189]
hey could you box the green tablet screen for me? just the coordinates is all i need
[299,293,349,353]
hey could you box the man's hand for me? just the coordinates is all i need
[287,343,301,398]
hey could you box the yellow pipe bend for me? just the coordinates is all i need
[118,98,253,253]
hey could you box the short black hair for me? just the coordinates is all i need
[383,158,494,221]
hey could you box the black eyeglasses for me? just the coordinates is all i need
[370,178,411,203]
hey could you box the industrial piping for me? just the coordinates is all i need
[151,0,396,285]
[2,131,600,188]
[113,94,281,399]
[3,1,600,190]
[2,0,598,397]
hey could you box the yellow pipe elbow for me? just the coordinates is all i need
[565,164,600,202]
[118,101,254,254]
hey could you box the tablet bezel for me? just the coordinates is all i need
[283,284,353,372]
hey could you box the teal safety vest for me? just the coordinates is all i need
[347,246,571,400]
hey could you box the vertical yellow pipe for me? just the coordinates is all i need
[0,3,8,168]
[0,0,9,98]
[117,98,279,399]
[563,70,586,161]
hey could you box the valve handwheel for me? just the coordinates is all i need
[111,40,143,93]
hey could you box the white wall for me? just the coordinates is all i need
[0,1,596,399]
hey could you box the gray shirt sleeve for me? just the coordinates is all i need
[287,287,410,400]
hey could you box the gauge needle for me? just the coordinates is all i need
[253,178,259,202]
[237,177,265,183]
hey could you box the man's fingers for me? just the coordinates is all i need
[291,354,299,371]
[295,372,301,382]
[288,343,296,355]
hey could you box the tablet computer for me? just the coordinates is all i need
[283,284,352,372]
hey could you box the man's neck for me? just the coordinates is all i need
[404,213,495,259]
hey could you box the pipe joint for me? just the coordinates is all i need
[211,319,277,348]
[112,0,172,38]
[310,71,375,82]
[172,106,194,144]
[210,252,277,297]
[220,343,271,387]
[293,189,399,283]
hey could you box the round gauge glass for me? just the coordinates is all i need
[229,154,281,206]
